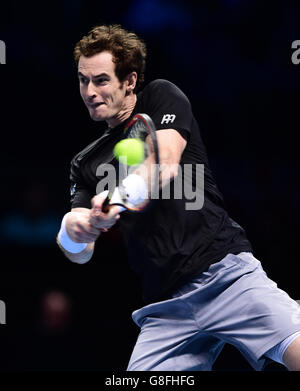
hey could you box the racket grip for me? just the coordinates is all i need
[101,188,126,213]
[101,196,111,213]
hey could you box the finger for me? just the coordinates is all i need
[91,191,109,211]
[88,213,106,228]
[90,205,121,223]
[89,217,115,230]
[77,222,101,240]
[87,223,102,235]
[89,210,103,222]
[90,202,111,221]
[106,205,123,218]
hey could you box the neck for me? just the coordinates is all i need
[107,93,137,129]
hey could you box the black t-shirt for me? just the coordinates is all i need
[70,79,253,304]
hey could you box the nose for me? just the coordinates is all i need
[86,81,97,102]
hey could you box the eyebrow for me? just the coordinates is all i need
[77,72,110,78]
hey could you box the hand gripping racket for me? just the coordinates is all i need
[102,113,160,212]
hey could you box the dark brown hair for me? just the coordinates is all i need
[74,24,147,92]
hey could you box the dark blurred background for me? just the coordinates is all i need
[0,0,300,372]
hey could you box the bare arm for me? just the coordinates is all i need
[57,193,122,264]
[56,208,97,264]
[135,128,187,191]
[90,129,187,212]
[153,128,187,184]
[62,128,187,261]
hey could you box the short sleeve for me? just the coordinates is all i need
[69,156,93,209]
[141,79,193,141]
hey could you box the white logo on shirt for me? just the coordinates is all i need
[161,114,176,124]
[0,40,6,65]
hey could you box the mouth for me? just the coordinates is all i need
[88,102,105,109]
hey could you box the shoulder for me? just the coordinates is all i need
[145,79,175,89]
[144,79,187,95]
[71,137,102,170]
[140,79,191,106]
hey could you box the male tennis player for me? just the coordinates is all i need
[57,24,300,370]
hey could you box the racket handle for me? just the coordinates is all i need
[102,196,111,213]
[101,188,126,213]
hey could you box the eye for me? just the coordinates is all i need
[79,76,88,85]
[94,78,108,85]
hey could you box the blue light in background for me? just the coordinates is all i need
[124,0,194,33]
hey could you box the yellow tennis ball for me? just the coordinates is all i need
[113,138,145,166]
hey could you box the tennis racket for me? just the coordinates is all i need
[102,113,160,212]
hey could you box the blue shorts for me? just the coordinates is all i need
[127,252,300,371]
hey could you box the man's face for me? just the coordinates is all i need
[78,51,127,122]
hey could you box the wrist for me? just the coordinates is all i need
[121,174,148,206]
[58,213,88,253]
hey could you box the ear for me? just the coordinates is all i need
[125,71,137,94]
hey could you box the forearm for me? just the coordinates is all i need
[56,237,95,264]
[57,199,119,264]
[117,130,185,205]
[56,211,100,264]
[134,149,178,195]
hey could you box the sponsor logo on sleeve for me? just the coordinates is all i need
[161,114,176,124]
